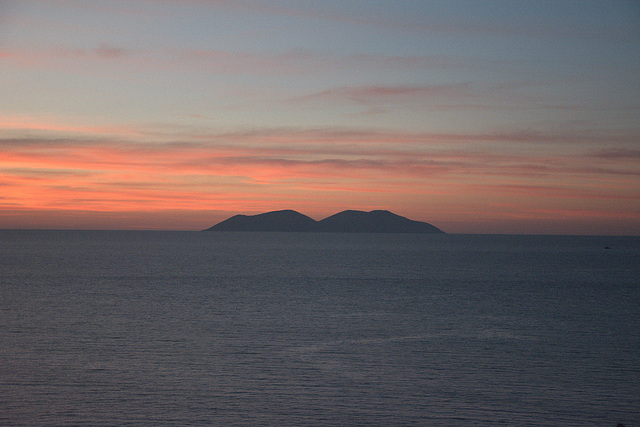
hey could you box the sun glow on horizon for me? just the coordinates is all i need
[1,1,639,234]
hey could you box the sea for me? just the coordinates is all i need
[1,231,638,426]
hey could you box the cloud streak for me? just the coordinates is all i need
[2,128,638,214]
[296,84,475,105]
[2,44,470,77]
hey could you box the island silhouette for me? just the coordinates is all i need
[204,210,444,233]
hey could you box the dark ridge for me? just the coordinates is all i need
[204,209,444,233]
[204,210,317,232]
[318,210,443,233]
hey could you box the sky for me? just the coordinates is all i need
[1,0,639,234]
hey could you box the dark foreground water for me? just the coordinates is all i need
[1,231,638,426]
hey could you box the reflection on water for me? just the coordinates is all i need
[1,231,639,426]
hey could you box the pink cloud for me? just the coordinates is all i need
[588,148,640,160]
[93,43,129,59]
[1,133,637,233]
[3,128,638,185]
[2,124,638,232]
[296,83,474,105]
[2,40,479,79]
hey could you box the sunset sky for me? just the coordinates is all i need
[1,1,639,234]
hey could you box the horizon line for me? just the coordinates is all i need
[1,228,638,237]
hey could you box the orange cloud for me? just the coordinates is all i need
[1,125,639,233]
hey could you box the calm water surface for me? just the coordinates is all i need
[1,231,639,426]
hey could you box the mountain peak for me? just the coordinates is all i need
[205,210,317,232]
[317,210,442,233]
[204,209,444,233]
